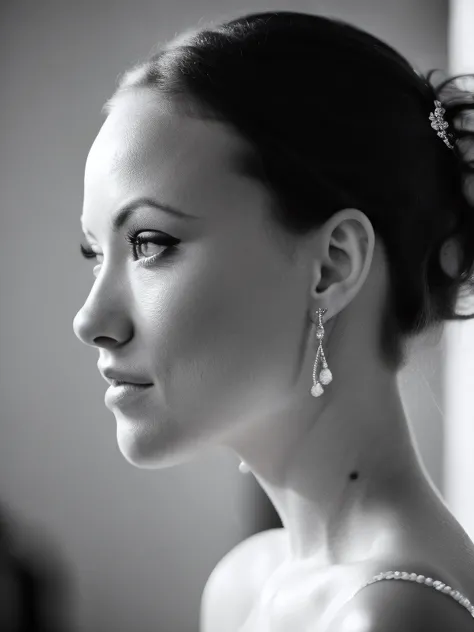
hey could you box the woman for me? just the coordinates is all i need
[73,11,474,631]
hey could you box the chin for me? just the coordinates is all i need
[114,417,197,470]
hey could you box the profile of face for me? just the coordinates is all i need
[73,90,316,469]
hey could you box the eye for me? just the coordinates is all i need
[79,230,180,270]
[125,229,180,265]
[80,243,100,260]
[126,233,167,260]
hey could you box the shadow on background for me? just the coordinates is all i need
[245,476,283,533]
[0,501,74,632]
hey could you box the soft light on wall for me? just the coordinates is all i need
[443,0,474,540]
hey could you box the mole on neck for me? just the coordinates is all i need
[349,471,359,481]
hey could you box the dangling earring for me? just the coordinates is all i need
[310,307,332,397]
[238,307,333,472]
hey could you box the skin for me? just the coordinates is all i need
[73,90,474,609]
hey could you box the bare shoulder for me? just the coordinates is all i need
[228,527,288,564]
[200,528,287,632]
[326,563,474,632]
[209,527,288,581]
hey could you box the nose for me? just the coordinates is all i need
[72,283,132,349]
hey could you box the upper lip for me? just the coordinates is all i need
[99,367,153,386]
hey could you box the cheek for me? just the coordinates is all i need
[141,241,305,426]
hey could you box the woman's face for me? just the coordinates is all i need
[73,91,313,468]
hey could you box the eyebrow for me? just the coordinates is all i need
[81,196,199,238]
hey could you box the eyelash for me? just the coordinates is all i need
[79,228,180,268]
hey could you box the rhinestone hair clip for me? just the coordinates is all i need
[429,100,454,149]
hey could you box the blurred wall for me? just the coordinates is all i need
[443,0,474,541]
[0,1,450,631]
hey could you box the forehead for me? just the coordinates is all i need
[83,91,248,219]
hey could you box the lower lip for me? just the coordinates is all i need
[105,383,153,407]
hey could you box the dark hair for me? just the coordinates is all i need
[102,11,474,371]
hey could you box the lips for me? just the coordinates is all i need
[98,366,153,387]
[109,379,153,387]
[104,381,153,408]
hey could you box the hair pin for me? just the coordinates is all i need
[429,100,454,149]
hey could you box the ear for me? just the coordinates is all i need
[309,208,375,313]
[326,576,474,632]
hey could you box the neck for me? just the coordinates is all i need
[222,321,428,568]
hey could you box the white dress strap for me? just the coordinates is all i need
[350,570,474,618]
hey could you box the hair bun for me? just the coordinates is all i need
[428,72,474,203]
[423,72,474,316]
[439,235,463,279]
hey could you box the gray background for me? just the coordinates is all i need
[0,1,452,631]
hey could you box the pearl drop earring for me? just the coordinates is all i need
[310,307,333,397]
[238,461,251,474]
[238,307,333,474]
